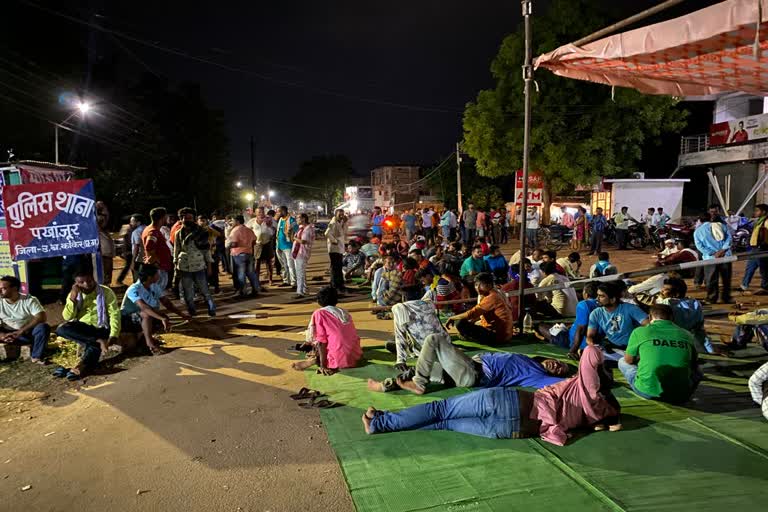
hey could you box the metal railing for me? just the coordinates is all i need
[680,134,710,154]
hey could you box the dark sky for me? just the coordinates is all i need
[74,0,522,179]
[6,0,718,181]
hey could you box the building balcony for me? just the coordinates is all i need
[678,134,768,168]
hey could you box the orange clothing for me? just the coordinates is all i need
[465,289,516,343]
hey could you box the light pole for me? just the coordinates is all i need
[55,102,90,165]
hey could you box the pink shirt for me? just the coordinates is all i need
[293,224,315,260]
[311,308,362,369]
[228,224,256,256]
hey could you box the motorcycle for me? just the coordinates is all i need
[627,222,663,250]
[657,222,695,248]
[733,221,753,252]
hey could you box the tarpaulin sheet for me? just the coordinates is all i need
[306,340,768,512]
[535,0,768,96]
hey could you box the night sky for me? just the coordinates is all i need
[7,1,717,180]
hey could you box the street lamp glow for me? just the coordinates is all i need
[236,181,242,188]
[260,194,265,200]
[268,190,275,197]
[316,205,323,212]
[77,102,91,114]
[245,192,254,202]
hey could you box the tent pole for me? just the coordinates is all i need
[571,0,686,47]
[518,0,533,323]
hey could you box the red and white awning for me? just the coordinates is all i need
[535,0,768,96]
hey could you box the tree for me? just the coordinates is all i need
[462,0,689,219]
[426,157,513,210]
[291,155,354,213]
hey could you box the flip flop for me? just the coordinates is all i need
[298,399,340,409]
[289,387,325,401]
[52,366,69,378]
[66,370,81,381]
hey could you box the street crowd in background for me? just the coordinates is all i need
[2,198,768,434]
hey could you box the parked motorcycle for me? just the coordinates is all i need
[658,222,695,248]
[733,221,753,252]
[627,223,663,250]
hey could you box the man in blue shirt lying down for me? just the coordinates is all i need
[367,331,569,395]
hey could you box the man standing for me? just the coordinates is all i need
[120,264,191,355]
[117,214,146,285]
[142,208,173,291]
[421,207,435,246]
[589,207,608,255]
[0,276,50,364]
[371,207,385,239]
[743,203,768,294]
[56,268,121,380]
[439,207,453,244]
[276,206,297,288]
[462,203,478,246]
[401,208,417,242]
[227,215,261,297]
[174,212,216,316]
[694,205,733,303]
[325,208,348,293]
[612,206,635,250]
[526,206,540,247]
[620,304,700,404]
[247,207,276,286]
[559,206,574,229]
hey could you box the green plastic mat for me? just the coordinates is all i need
[306,340,768,512]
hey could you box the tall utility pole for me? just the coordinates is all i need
[455,142,463,212]
[518,0,534,322]
[250,135,256,191]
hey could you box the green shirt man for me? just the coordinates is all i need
[623,316,698,404]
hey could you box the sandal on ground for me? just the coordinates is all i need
[298,399,340,409]
[52,366,69,378]
[66,370,82,381]
[289,387,325,401]
[149,346,164,356]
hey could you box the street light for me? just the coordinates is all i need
[236,181,243,189]
[260,194,266,200]
[55,101,91,165]
[245,192,254,202]
[268,190,275,197]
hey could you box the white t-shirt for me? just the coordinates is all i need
[0,294,45,330]
[526,210,540,229]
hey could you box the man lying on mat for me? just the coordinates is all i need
[368,331,569,394]
[362,345,621,445]
[291,286,362,375]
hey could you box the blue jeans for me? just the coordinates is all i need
[742,248,768,289]
[526,228,538,247]
[232,253,260,294]
[617,359,654,399]
[442,225,451,242]
[2,323,51,360]
[180,269,215,315]
[56,322,110,370]
[369,387,521,439]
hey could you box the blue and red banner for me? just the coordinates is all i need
[1,179,99,261]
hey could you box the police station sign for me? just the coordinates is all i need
[1,179,99,261]
[514,170,543,206]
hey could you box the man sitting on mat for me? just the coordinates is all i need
[55,267,121,380]
[291,286,362,375]
[538,282,598,360]
[586,282,648,360]
[363,345,621,446]
[619,304,701,404]
[368,331,569,394]
[533,261,578,319]
[655,277,718,355]
[445,273,516,345]
[120,264,191,355]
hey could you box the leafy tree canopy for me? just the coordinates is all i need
[462,0,689,197]
[290,155,354,213]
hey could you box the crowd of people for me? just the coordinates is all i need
[1,198,767,436]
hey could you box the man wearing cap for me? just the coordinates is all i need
[656,239,679,262]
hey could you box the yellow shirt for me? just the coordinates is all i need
[62,285,121,338]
